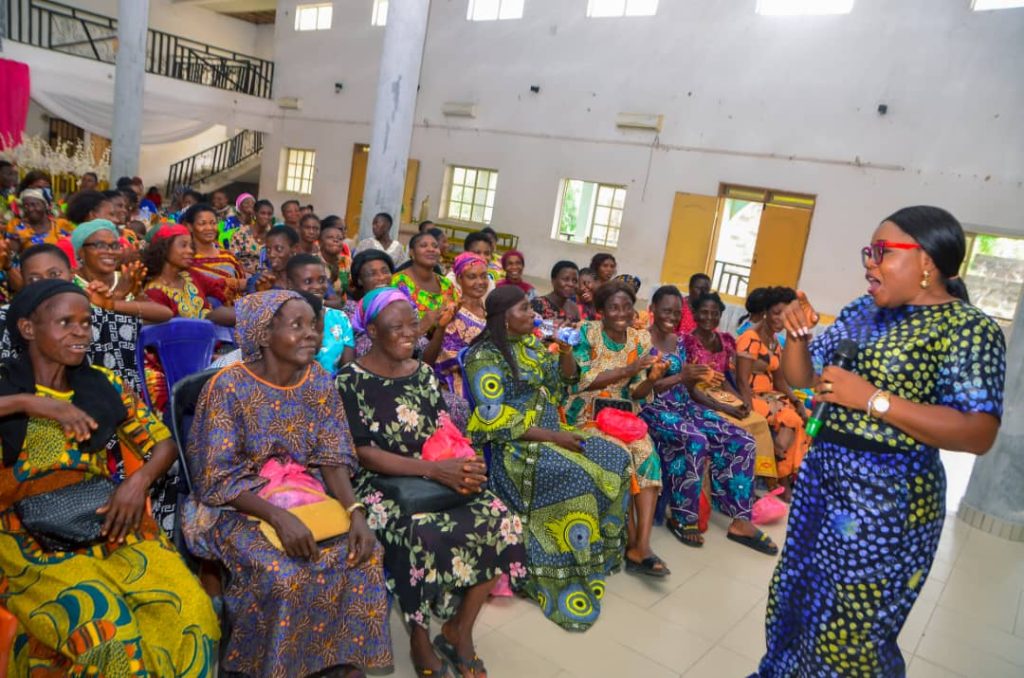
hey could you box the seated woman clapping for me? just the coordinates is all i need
[0,279,219,675]
[337,287,526,678]
[465,286,632,631]
[183,290,391,678]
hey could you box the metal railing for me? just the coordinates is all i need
[712,259,751,297]
[4,0,275,98]
[166,129,264,195]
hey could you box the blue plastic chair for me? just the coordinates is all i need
[135,318,227,411]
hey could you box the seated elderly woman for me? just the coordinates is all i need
[565,280,669,577]
[465,286,631,630]
[0,279,219,675]
[184,290,391,678]
[337,287,525,678]
[345,249,397,357]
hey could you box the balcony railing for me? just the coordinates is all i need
[166,129,264,195]
[4,0,275,98]
[712,260,751,298]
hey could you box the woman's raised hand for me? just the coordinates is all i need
[254,272,276,292]
[630,353,659,376]
[430,458,488,495]
[85,280,115,311]
[782,290,819,338]
[118,261,147,300]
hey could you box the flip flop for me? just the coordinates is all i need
[433,634,487,678]
[666,518,703,548]
[727,529,779,556]
[625,555,671,578]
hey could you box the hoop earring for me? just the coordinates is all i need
[920,269,931,289]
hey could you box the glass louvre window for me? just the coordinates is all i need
[444,166,498,223]
[467,0,525,21]
[295,3,333,31]
[552,179,626,248]
[282,148,316,194]
[586,0,658,18]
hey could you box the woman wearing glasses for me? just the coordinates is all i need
[757,206,1006,677]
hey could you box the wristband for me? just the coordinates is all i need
[345,501,366,515]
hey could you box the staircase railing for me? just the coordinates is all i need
[4,0,275,98]
[712,259,751,298]
[166,130,264,195]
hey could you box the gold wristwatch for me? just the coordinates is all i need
[867,389,891,418]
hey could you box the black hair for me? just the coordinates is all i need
[17,170,50,195]
[102,189,123,201]
[0,160,12,171]
[350,249,396,298]
[418,220,435,233]
[594,280,636,310]
[180,202,217,225]
[286,253,326,280]
[426,227,445,242]
[66,191,110,225]
[292,290,323,318]
[769,286,797,307]
[115,176,134,190]
[550,260,579,280]
[20,243,71,270]
[885,205,970,302]
[694,291,726,314]
[281,199,300,211]
[408,231,438,254]
[254,198,274,212]
[651,285,684,306]
[321,215,343,230]
[210,188,227,197]
[304,204,314,211]
[689,272,711,287]
[299,213,321,230]
[470,285,526,379]
[744,288,770,315]
[579,267,595,279]
[589,253,616,272]
[373,212,393,227]
[480,226,498,243]
[266,225,300,246]
[182,189,204,204]
[463,231,491,252]
[82,171,99,181]
[141,233,184,283]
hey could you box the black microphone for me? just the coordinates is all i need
[805,339,859,437]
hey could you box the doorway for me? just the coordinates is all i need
[345,144,420,236]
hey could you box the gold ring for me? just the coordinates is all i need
[821,382,833,393]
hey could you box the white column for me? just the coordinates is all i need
[958,285,1024,541]
[110,0,149,181]
[359,0,430,239]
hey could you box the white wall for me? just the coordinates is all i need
[261,0,1024,315]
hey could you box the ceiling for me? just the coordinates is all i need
[171,0,278,23]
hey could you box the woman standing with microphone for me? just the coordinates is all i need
[757,206,1006,677]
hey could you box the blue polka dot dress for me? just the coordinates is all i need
[758,296,1006,677]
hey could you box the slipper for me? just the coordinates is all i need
[433,634,487,678]
[727,529,779,556]
[625,555,671,578]
[413,657,454,678]
[666,518,703,548]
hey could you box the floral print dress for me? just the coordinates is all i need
[337,362,526,628]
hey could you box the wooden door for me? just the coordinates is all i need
[659,192,719,287]
[345,143,420,236]
[746,204,812,291]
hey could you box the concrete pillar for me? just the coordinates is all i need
[359,0,430,239]
[958,284,1024,541]
[110,0,149,181]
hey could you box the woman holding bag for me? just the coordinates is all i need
[337,287,525,678]
[757,207,1006,677]
[183,290,391,678]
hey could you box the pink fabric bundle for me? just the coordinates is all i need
[257,458,326,509]
[421,412,476,461]
[752,486,788,525]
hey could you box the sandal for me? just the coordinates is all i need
[727,529,779,556]
[666,518,703,548]
[413,657,454,678]
[625,555,671,578]
[433,634,487,678]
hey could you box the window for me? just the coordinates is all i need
[467,0,524,21]
[972,0,1024,9]
[756,0,854,16]
[586,0,658,18]
[961,232,1024,330]
[443,166,498,223]
[280,148,316,194]
[552,179,626,248]
[371,0,388,26]
[295,3,333,31]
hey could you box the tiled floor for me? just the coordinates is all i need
[385,509,1024,677]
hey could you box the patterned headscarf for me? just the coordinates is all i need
[351,286,414,333]
[452,252,487,279]
[19,188,46,205]
[614,274,642,294]
[235,193,255,210]
[499,249,525,270]
[235,290,304,362]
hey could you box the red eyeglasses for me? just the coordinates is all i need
[861,240,921,267]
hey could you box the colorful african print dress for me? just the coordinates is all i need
[227,223,264,275]
[638,338,756,527]
[436,306,486,395]
[191,247,246,285]
[565,322,662,490]
[0,367,219,676]
[759,296,1006,677]
[391,270,459,318]
[183,362,392,678]
[465,336,631,631]
[531,295,577,322]
[4,216,74,249]
[337,362,526,629]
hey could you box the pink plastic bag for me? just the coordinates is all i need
[752,487,788,525]
[421,412,476,462]
[258,458,326,509]
[595,408,649,443]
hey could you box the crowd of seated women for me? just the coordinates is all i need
[0,174,817,677]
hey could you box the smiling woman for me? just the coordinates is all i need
[182,203,246,285]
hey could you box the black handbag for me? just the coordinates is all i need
[368,475,473,515]
[15,477,116,552]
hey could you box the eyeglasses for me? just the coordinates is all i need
[860,240,921,267]
[82,242,124,253]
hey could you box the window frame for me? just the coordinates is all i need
[466,0,525,22]
[755,0,854,16]
[550,178,628,249]
[280,148,317,195]
[294,2,333,31]
[960,229,1024,326]
[441,164,499,225]
[971,0,1024,10]
[585,0,659,19]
